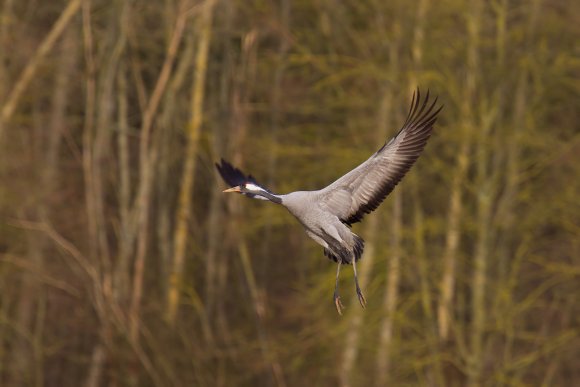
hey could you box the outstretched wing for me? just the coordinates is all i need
[319,89,442,225]
[215,158,270,200]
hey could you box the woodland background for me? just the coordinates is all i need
[0,0,578,386]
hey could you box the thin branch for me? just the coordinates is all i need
[0,0,81,140]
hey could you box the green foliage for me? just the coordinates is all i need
[0,0,578,385]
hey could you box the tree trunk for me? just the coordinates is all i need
[128,0,189,338]
[224,25,287,387]
[461,1,484,386]
[115,60,131,303]
[375,189,402,386]
[11,16,77,387]
[495,0,541,383]
[238,240,287,387]
[166,0,216,325]
[83,2,133,384]
[155,30,195,309]
[406,0,444,383]
[261,0,291,280]
[438,0,481,344]
[469,110,494,387]
[205,5,235,378]
[81,2,106,385]
[339,85,393,387]
[340,11,401,384]
[374,19,403,387]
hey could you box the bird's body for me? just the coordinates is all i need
[282,191,363,264]
[281,191,364,264]
[217,89,442,314]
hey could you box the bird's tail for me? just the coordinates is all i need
[353,234,364,262]
[324,234,365,264]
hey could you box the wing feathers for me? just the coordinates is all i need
[320,88,442,225]
[216,89,442,227]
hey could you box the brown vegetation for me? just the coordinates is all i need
[0,0,578,385]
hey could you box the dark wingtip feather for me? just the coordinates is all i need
[344,88,443,226]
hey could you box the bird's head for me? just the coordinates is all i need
[222,182,263,195]
[216,159,281,203]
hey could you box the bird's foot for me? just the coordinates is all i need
[356,287,367,309]
[334,293,344,315]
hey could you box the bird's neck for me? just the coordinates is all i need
[254,189,282,204]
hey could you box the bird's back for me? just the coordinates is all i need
[280,190,324,223]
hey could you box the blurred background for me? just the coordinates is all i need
[0,0,578,386]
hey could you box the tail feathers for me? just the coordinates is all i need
[324,234,365,264]
[324,248,340,263]
[353,234,365,262]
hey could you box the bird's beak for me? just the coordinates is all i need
[223,186,241,193]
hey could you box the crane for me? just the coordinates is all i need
[216,89,442,315]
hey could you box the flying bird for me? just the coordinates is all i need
[216,89,442,315]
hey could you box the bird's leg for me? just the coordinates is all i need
[352,257,366,308]
[333,261,344,315]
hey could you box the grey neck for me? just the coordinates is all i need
[258,190,282,204]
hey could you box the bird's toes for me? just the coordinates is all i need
[356,289,367,309]
[334,295,344,315]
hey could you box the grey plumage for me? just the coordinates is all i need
[216,89,442,314]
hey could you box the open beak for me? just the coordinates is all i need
[223,186,241,193]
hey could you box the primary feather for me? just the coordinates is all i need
[318,89,442,225]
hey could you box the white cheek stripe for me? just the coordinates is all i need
[245,183,261,191]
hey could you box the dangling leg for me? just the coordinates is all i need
[333,261,344,315]
[352,256,366,308]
